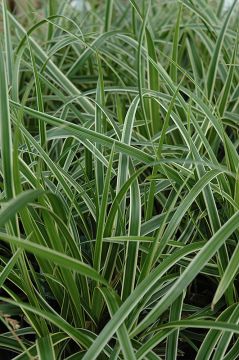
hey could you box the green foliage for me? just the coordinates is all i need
[0,0,239,358]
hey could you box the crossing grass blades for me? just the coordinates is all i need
[0,0,239,358]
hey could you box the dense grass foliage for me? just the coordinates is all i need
[0,0,239,358]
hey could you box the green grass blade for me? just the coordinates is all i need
[121,161,141,300]
[0,297,92,349]
[218,34,238,116]
[196,305,236,360]
[82,242,204,360]
[0,233,108,286]
[0,190,43,227]
[99,287,136,360]
[212,238,239,307]
[206,0,237,100]
[0,45,14,199]
[2,0,13,85]
[166,292,184,360]
[36,335,56,360]
[132,211,239,336]
[28,40,46,149]
[93,145,114,272]
[104,0,114,32]
[170,4,182,83]
[0,249,22,288]
[11,102,154,164]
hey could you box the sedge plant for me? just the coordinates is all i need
[0,0,239,359]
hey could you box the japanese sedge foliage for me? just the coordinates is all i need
[0,0,239,359]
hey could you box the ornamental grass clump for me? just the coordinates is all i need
[0,0,239,359]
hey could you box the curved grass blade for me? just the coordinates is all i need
[132,211,239,337]
[0,297,92,349]
[11,102,154,164]
[82,242,205,360]
[0,190,44,227]
[196,305,237,360]
[212,238,239,307]
[0,249,22,288]
[0,233,108,286]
